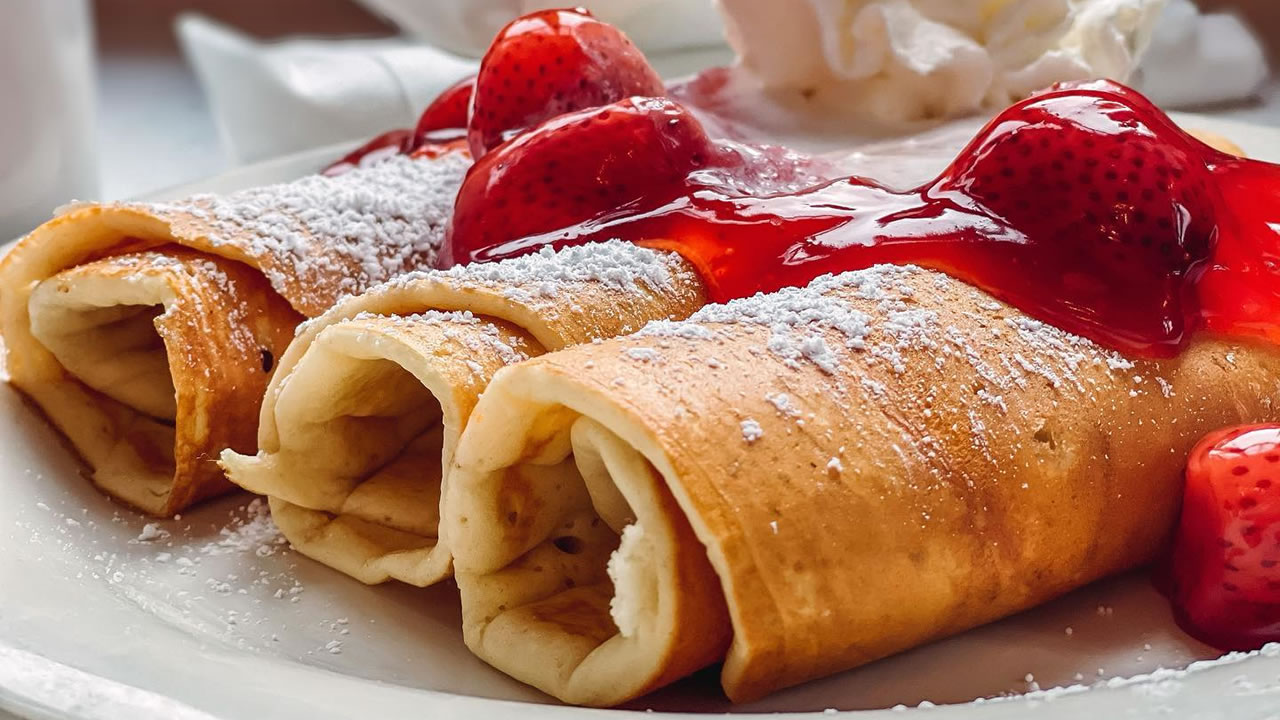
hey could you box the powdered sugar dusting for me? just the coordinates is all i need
[11,493,310,654]
[625,347,661,363]
[406,241,682,293]
[369,241,692,317]
[348,309,530,368]
[134,522,168,543]
[198,498,285,558]
[143,152,470,314]
[766,392,800,417]
[653,265,1144,387]
[971,643,1280,712]
[681,272,881,374]
[626,264,1173,460]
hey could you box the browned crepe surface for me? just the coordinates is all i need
[448,264,1280,704]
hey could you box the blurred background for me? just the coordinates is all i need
[95,0,395,198]
[1,0,1276,238]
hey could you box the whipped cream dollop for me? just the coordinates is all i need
[717,0,1166,126]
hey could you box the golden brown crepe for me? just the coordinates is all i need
[0,152,471,515]
[219,242,707,586]
[445,264,1280,706]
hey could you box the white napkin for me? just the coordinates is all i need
[178,14,475,164]
[178,0,1270,168]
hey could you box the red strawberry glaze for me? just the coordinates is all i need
[325,74,473,175]
[1168,425,1280,650]
[441,97,827,269]
[440,80,1280,358]
[322,128,413,177]
[408,138,470,161]
[411,75,474,148]
[1197,159,1280,346]
[324,131,468,176]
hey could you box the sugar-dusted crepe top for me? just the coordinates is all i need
[255,241,705,454]
[3,150,471,321]
[0,150,469,515]
[435,79,1280,360]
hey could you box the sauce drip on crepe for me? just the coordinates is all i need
[441,80,1280,359]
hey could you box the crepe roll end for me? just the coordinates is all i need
[222,311,542,586]
[447,367,731,707]
[24,248,298,515]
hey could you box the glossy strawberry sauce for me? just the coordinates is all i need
[440,80,1280,358]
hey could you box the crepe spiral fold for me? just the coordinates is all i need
[0,152,470,515]
[220,242,707,586]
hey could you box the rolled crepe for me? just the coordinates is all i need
[0,152,470,515]
[445,264,1280,706]
[219,242,707,586]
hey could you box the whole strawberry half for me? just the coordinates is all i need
[934,80,1221,354]
[441,96,715,267]
[412,75,474,148]
[467,7,665,158]
[1170,424,1280,650]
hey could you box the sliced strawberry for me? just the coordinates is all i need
[1169,425,1280,650]
[440,96,715,267]
[411,76,474,148]
[467,7,665,158]
[933,81,1220,353]
[322,128,412,177]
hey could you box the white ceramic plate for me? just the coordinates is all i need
[6,117,1280,720]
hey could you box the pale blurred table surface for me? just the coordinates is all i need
[96,0,1280,202]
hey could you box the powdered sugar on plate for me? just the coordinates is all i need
[964,642,1280,713]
